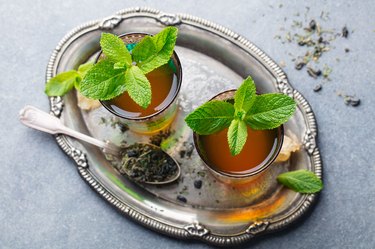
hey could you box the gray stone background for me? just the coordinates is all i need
[1,0,374,248]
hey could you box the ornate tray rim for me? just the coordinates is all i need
[46,7,322,246]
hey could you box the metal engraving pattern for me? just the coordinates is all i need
[49,96,63,117]
[99,15,123,30]
[157,13,181,26]
[184,223,209,237]
[246,221,270,235]
[46,7,322,246]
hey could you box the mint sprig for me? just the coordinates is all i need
[185,76,296,156]
[277,170,323,193]
[44,62,93,96]
[45,27,178,110]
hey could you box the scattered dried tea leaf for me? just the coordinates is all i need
[343,95,360,106]
[197,170,206,177]
[116,143,178,183]
[307,67,322,78]
[177,195,187,203]
[322,65,333,79]
[149,129,172,146]
[295,61,305,70]
[194,180,202,189]
[337,92,361,107]
[275,135,301,162]
[313,84,322,92]
[342,26,349,38]
[76,91,101,110]
[274,15,362,106]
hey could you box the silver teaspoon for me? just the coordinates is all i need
[19,105,180,185]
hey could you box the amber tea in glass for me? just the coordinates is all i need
[107,63,179,118]
[100,33,182,134]
[194,90,283,183]
[199,127,279,175]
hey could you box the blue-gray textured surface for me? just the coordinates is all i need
[1,0,374,248]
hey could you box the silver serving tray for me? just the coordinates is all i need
[46,7,322,246]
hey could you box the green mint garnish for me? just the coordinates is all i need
[45,27,178,110]
[100,33,132,67]
[44,62,93,96]
[245,93,297,130]
[185,76,296,156]
[133,27,178,74]
[277,170,323,193]
[124,66,151,109]
[185,101,235,135]
[234,77,256,114]
[132,36,157,63]
[80,60,127,101]
[77,62,95,79]
[227,119,248,156]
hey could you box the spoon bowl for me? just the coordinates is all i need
[19,105,181,185]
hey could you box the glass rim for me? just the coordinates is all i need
[193,89,285,179]
[98,32,183,121]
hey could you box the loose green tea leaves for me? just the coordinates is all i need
[234,76,256,114]
[274,15,361,105]
[185,100,235,135]
[124,66,152,109]
[277,170,323,193]
[227,119,248,156]
[45,70,79,96]
[80,60,126,100]
[135,27,178,74]
[100,33,132,67]
[116,143,178,183]
[245,94,296,130]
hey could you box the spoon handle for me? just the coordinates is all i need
[19,105,120,155]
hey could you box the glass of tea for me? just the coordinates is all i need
[193,90,284,184]
[99,33,182,134]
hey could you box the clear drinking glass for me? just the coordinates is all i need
[99,33,182,134]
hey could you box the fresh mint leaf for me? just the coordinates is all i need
[100,33,132,66]
[234,76,256,115]
[132,36,157,63]
[227,119,248,156]
[277,170,323,193]
[77,62,94,78]
[45,70,79,96]
[76,62,94,89]
[136,27,178,74]
[113,62,126,70]
[185,101,235,135]
[245,93,296,130]
[124,66,151,109]
[80,59,126,100]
